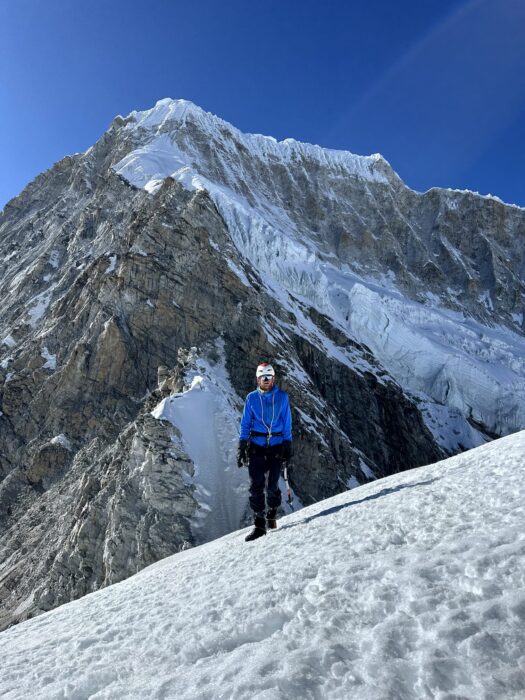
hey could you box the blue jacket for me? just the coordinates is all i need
[240,386,292,447]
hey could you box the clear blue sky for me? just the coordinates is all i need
[2,0,525,209]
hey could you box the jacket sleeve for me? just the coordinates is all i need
[239,395,253,440]
[281,392,292,441]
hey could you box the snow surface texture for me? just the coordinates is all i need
[112,99,525,447]
[1,431,524,699]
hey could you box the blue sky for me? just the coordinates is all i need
[1,0,525,209]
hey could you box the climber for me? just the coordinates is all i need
[237,363,293,541]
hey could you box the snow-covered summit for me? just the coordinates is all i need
[1,430,524,699]
[124,97,207,131]
[120,97,393,184]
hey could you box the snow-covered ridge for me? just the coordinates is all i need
[435,186,525,211]
[1,431,524,699]
[124,98,525,209]
[122,98,391,183]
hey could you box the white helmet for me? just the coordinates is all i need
[256,363,275,378]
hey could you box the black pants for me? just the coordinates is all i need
[248,444,282,515]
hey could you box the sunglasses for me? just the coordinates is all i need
[260,375,273,381]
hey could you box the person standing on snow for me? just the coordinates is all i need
[237,363,293,541]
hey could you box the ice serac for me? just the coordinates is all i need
[0,97,523,628]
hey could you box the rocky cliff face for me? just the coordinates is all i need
[0,99,523,629]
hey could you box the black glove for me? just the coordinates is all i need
[280,440,293,461]
[237,439,249,468]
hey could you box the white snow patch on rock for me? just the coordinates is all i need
[226,259,251,287]
[105,255,117,274]
[41,346,57,370]
[114,134,198,194]
[0,356,12,370]
[2,335,16,348]
[26,288,54,328]
[50,434,72,451]
[152,351,248,542]
[359,459,377,480]
[130,245,148,257]
[48,250,60,269]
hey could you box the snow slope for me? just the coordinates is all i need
[1,431,524,699]
[112,98,525,446]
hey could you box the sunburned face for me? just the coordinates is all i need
[257,375,275,392]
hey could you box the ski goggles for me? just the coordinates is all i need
[260,375,274,381]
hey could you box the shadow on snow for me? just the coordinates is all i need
[278,478,440,532]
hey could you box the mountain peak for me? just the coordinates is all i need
[117,97,393,180]
[125,97,208,130]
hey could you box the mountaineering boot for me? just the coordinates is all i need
[266,508,278,530]
[245,514,267,542]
